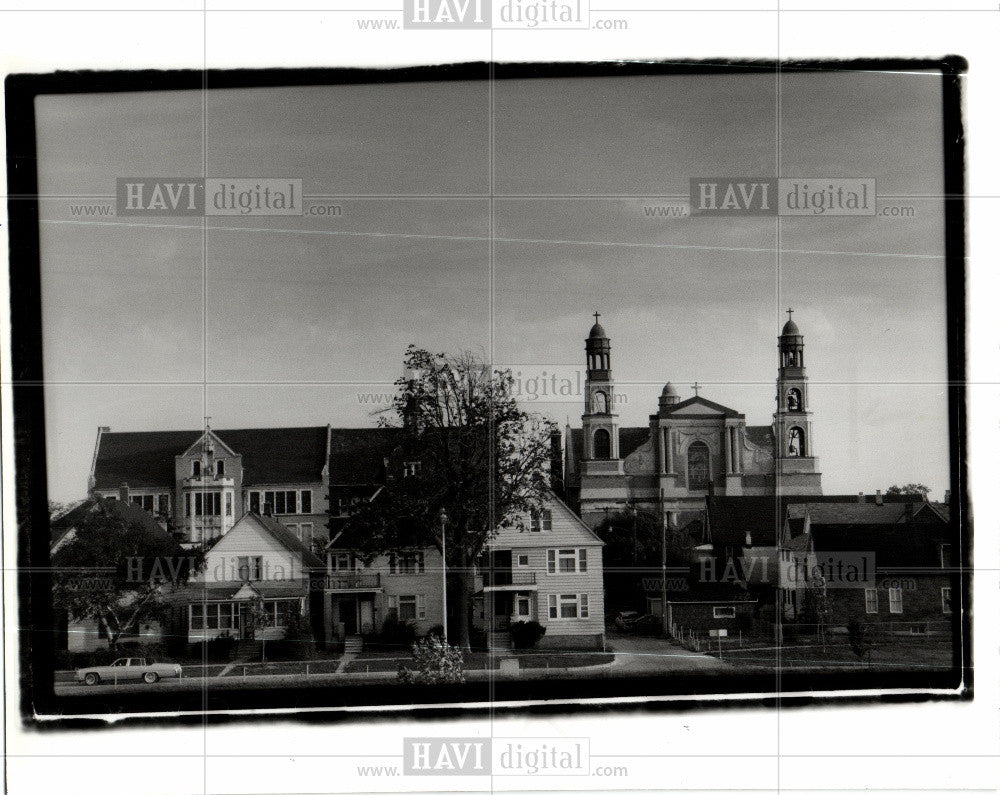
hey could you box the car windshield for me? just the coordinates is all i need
[112,659,126,666]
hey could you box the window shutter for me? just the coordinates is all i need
[389,554,396,575]
[548,594,557,619]
[580,593,589,618]
[418,552,425,574]
[418,594,426,619]
[579,549,587,572]
[547,550,556,574]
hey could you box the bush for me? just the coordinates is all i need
[376,615,417,651]
[398,636,465,684]
[269,616,315,660]
[847,617,875,664]
[187,632,237,662]
[427,624,445,640]
[509,620,546,649]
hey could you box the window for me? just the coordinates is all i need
[528,509,552,532]
[237,556,263,582]
[687,441,710,489]
[331,552,354,571]
[787,388,802,411]
[157,494,170,515]
[194,492,221,516]
[391,595,426,622]
[888,587,903,614]
[713,606,736,619]
[250,492,260,514]
[216,460,225,477]
[403,461,421,477]
[547,593,588,619]
[192,460,201,477]
[941,587,952,614]
[300,523,313,545]
[390,551,425,575]
[593,390,608,414]
[225,493,233,517]
[865,588,878,614]
[516,595,531,617]
[788,427,806,457]
[300,490,312,514]
[131,494,155,511]
[255,490,299,515]
[516,554,529,567]
[593,429,611,460]
[939,543,951,568]
[190,604,203,629]
[547,548,587,574]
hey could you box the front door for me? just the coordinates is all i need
[238,604,254,639]
[359,598,374,634]
[340,597,358,635]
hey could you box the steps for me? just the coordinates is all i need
[343,635,363,655]
[487,631,512,650]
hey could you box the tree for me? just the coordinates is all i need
[886,483,931,498]
[52,501,200,649]
[342,346,556,649]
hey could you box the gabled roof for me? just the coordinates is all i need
[249,512,326,570]
[91,426,330,489]
[788,500,943,527]
[810,523,951,568]
[658,395,744,418]
[707,493,933,548]
[50,496,167,550]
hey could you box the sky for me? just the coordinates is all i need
[33,70,950,502]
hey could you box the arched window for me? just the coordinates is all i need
[593,429,611,460]
[787,388,802,412]
[788,427,806,457]
[593,390,608,414]
[687,441,710,489]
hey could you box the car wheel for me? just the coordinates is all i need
[143,672,159,684]
[84,672,100,686]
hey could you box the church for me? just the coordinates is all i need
[562,311,823,534]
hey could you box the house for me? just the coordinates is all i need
[473,493,606,650]
[88,424,332,549]
[165,511,325,644]
[803,499,955,635]
[50,498,170,651]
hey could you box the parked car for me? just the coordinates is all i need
[75,657,182,685]
[614,611,662,635]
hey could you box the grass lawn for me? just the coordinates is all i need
[344,648,614,674]
[708,639,955,672]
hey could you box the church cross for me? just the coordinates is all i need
[692,382,700,397]
[786,307,794,322]
[593,311,600,324]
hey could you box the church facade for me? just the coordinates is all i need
[563,312,823,532]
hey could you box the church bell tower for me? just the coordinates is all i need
[773,309,822,493]
[581,313,623,471]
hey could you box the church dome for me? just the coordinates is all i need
[661,382,678,397]
[589,321,607,338]
[781,318,801,336]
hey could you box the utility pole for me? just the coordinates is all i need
[439,507,448,645]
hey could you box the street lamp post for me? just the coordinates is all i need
[439,507,448,645]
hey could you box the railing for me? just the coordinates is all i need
[482,570,536,587]
[325,572,381,590]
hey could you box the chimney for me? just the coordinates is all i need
[119,482,130,503]
[944,489,951,505]
[857,492,864,504]
[745,530,752,547]
[875,489,883,506]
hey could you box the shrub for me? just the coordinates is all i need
[509,620,546,649]
[270,616,315,660]
[427,624,445,640]
[847,617,875,665]
[377,615,417,651]
[398,636,465,684]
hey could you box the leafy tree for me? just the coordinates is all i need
[886,484,931,498]
[342,346,556,649]
[52,501,200,649]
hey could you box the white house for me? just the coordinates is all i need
[474,492,606,650]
